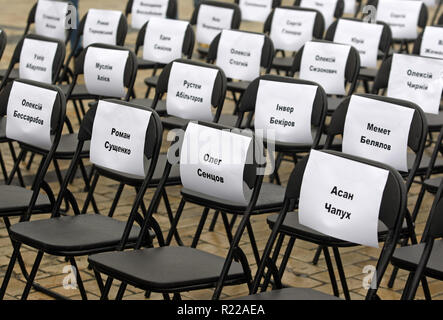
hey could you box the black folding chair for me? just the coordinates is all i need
[0,79,66,300]
[238,150,407,300]
[325,18,392,93]
[367,0,428,53]
[190,0,242,58]
[265,6,325,75]
[0,28,9,182]
[125,0,178,29]
[88,121,266,300]
[266,94,428,299]
[131,20,195,109]
[392,177,443,300]
[289,39,360,115]
[0,100,163,300]
[207,30,275,113]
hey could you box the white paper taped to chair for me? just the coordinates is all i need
[254,79,317,144]
[166,62,218,121]
[299,41,350,95]
[342,95,414,171]
[376,0,421,40]
[19,38,58,84]
[35,0,69,41]
[180,122,254,205]
[299,149,389,248]
[343,0,356,14]
[196,5,234,45]
[90,100,152,177]
[420,26,443,59]
[269,8,316,51]
[387,53,443,115]
[300,0,337,29]
[84,47,129,98]
[216,30,264,81]
[239,0,272,23]
[143,18,189,64]
[6,81,57,149]
[131,0,169,30]
[333,19,383,68]
[82,9,122,48]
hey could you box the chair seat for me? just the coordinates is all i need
[227,80,250,93]
[130,98,167,116]
[358,67,378,81]
[161,116,191,130]
[0,68,19,81]
[237,287,342,300]
[9,214,144,255]
[137,57,157,70]
[423,177,442,193]
[58,84,95,100]
[391,240,443,280]
[327,96,345,113]
[217,114,250,128]
[0,185,51,216]
[181,182,285,214]
[144,75,159,87]
[426,111,443,132]
[272,56,294,72]
[88,246,246,290]
[408,153,443,176]
[53,133,90,158]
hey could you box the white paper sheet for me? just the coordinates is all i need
[35,0,69,41]
[83,9,122,48]
[196,4,234,45]
[300,0,338,29]
[239,0,272,23]
[131,0,169,29]
[19,38,58,84]
[420,26,443,59]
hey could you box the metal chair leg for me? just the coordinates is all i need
[21,251,44,300]
[323,246,340,297]
[332,247,351,300]
[191,207,210,248]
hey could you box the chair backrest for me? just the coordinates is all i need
[66,43,138,101]
[24,0,73,44]
[234,0,281,23]
[0,79,66,218]
[294,0,345,29]
[0,34,66,89]
[0,29,6,61]
[190,0,242,45]
[439,11,443,24]
[263,6,325,52]
[367,0,428,40]
[134,18,195,63]
[153,59,227,122]
[372,54,443,115]
[325,93,427,190]
[413,25,443,59]
[125,0,178,29]
[290,40,360,96]
[238,74,328,147]
[252,149,406,299]
[207,30,275,81]
[325,18,392,68]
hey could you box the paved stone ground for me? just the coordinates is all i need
[0,0,442,300]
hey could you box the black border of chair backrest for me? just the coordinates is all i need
[294,0,345,19]
[134,20,195,60]
[264,6,325,41]
[325,93,427,190]
[207,30,275,74]
[0,34,66,90]
[252,149,406,300]
[24,0,73,45]
[439,11,443,25]
[325,18,393,59]
[0,78,66,220]
[367,0,428,31]
[413,25,443,55]
[0,29,7,61]
[66,43,138,101]
[290,40,360,96]
[152,58,227,122]
[125,0,178,20]
[190,0,242,30]
[237,74,328,147]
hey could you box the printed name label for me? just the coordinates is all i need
[376,0,421,40]
[131,0,168,29]
[19,38,58,84]
[299,41,350,95]
[83,9,122,48]
[300,0,338,29]
[6,81,57,149]
[239,0,272,23]
[196,5,234,45]
[35,0,68,41]
[216,30,264,81]
[269,8,316,51]
[254,79,317,144]
[90,100,152,177]
[166,62,218,121]
[342,95,414,171]
[387,53,443,115]
[420,26,443,59]
[298,149,389,248]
